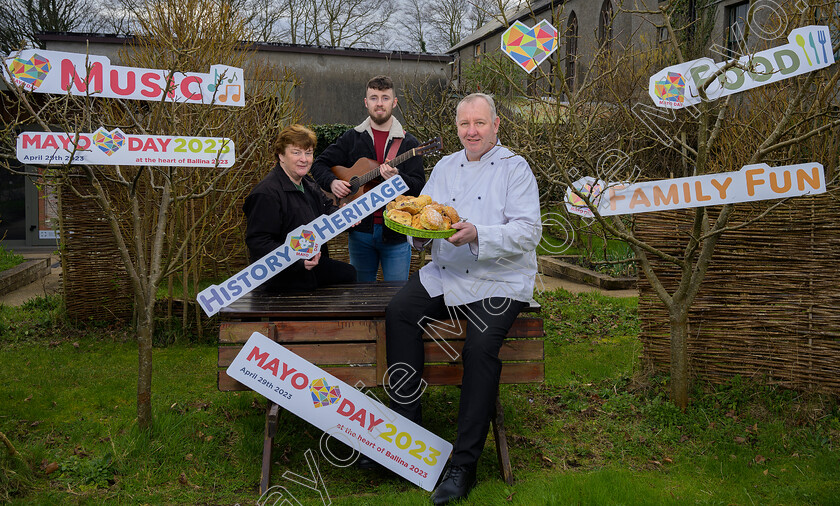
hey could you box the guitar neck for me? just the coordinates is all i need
[358,147,416,185]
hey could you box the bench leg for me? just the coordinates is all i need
[491,393,514,485]
[260,401,280,495]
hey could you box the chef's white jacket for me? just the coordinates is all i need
[417,144,542,306]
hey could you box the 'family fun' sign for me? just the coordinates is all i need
[4,49,244,106]
[228,333,452,490]
[650,26,834,109]
[566,163,826,217]
[17,129,235,167]
[198,176,409,316]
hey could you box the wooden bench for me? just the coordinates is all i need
[217,282,545,493]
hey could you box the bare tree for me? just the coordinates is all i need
[0,0,104,53]
[1,0,300,429]
[316,0,395,47]
[427,0,469,51]
[239,0,290,42]
[408,1,840,409]
[398,0,431,52]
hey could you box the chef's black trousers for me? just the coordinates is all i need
[385,273,526,466]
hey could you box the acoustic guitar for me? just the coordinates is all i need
[330,136,442,205]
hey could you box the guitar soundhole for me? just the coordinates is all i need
[348,176,361,194]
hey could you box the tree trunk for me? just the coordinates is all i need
[137,300,155,429]
[669,308,690,409]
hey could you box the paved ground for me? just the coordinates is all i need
[0,254,637,307]
[0,251,63,306]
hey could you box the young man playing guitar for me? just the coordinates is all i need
[311,75,426,282]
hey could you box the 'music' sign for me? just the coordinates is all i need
[4,49,244,106]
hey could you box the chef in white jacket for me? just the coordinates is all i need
[385,93,542,505]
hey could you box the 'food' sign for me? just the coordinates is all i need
[4,49,244,106]
[649,26,834,109]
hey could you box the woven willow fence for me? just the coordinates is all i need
[636,193,840,394]
[60,178,134,321]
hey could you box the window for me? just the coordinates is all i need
[474,43,482,60]
[566,12,578,93]
[598,0,614,50]
[726,2,749,58]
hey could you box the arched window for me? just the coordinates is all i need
[566,12,578,93]
[598,0,613,50]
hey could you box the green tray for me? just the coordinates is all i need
[383,210,457,238]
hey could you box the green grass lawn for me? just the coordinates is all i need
[0,245,25,272]
[1,291,838,504]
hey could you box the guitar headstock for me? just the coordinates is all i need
[416,136,443,156]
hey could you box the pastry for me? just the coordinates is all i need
[415,195,433,207]
[395,197,424,214]
[441,205,460,223]
[418,207,445,230]
[388,210,412,227]
[411,214,424,229]
[425,203,446,214]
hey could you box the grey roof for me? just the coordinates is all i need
[447,0,555,53]
[35,32,452,62]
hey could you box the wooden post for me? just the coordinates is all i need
[260,401,280,495]
[491,393,514,485]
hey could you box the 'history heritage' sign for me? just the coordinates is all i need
[198,176,409,316]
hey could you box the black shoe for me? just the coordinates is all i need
[430,463,477,505]
[355,454,380,470]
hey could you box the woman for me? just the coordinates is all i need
[244,124,356,292]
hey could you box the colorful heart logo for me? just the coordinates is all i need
[565,178,604,218]
[501,20,558,74]
[655,72,686,104]
[92,128,126,156]
[8,53,51,89]
[310,378,341,408]
[289,230,318,256]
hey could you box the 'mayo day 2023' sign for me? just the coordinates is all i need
[228,333,452,490]
[4,49,244,106]
[650,25,834,109]
[17,129,235,167]
[198,176,409,316]
[566,162,826,217]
